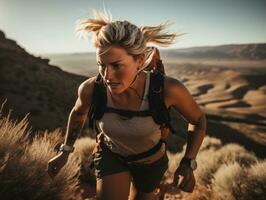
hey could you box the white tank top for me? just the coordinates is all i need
[97,71,162,156]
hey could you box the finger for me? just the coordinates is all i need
[187,174,196,192]
[172,173,180,187]
[181,175,195,193]
[179,173,191,189]
[177,175,184,187]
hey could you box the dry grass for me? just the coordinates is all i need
[0,112,29,156]
[164,136,264,200]
[212,162,244,200]
[195,143,258,186]
[0,111,81,200]
[74,137,96,186]
[212,160,266,200]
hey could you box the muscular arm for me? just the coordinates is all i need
[64,108,87,146]
[64,77,95,146]
[185,114,206,159]
[165,76,206,159]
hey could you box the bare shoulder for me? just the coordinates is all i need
[164,75,189,102]
[78,76,97,103]
[73,76,97,113]
[164,75,184,88]
[164,75,203,123]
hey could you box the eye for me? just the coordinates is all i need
[112,63,121,70]
[113,64,120,70]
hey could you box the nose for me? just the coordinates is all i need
[103,65,115,82]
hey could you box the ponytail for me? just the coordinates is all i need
[140,21,184,47]
[75,10,112,40]
[75,10,184,68]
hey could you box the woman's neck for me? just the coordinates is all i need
[122,71,145,98]
[109,71,146,107]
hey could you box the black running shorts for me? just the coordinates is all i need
[93,142,169,193]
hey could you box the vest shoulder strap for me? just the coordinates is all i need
[88,74,106,130]
[148,70,170,126]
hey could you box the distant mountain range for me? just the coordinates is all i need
[0,30,87,132]
[160,43,266,60]
[45,43,266,61]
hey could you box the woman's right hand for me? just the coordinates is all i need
[47,152,70,178]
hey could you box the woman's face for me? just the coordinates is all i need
[96,46,144,94]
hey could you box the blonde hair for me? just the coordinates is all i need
[76,10,183,70]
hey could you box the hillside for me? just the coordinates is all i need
[0,30,87,132]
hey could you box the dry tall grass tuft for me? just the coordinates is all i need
[74,137,96,186]
[164,136,264,200]
[193,138,258,185]
[212,160,266,200]
[0,112,29,156]
[198,137,223,152]
[0,112,81,200]
[241,161,266,199]
[212,162,244,200]
[216,144,258,167]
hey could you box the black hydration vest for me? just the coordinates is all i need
[87,70,178,163]
[87,70,173,134]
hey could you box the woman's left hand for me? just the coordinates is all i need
[172,164,195,193]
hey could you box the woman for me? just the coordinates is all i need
[47,11,206,200]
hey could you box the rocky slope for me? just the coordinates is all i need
[0,30,87,132]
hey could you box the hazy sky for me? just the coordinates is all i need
[0,0,266,55]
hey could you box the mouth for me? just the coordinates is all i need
[107,82,120,88]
